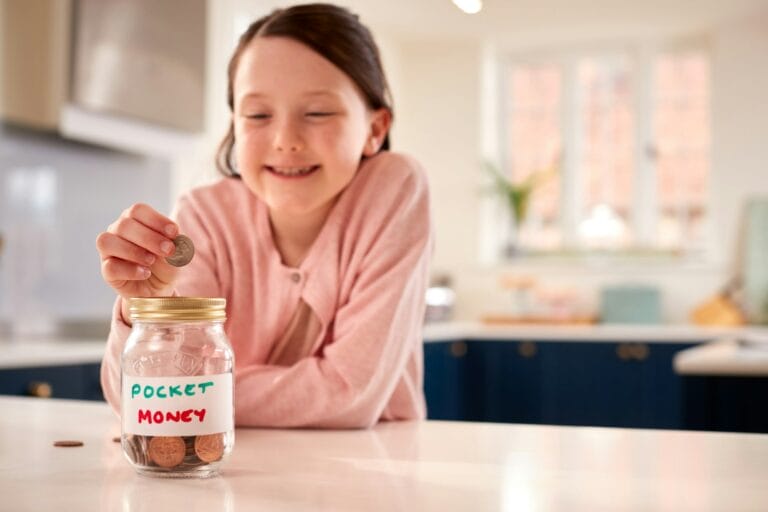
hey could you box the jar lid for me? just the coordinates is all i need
[128,297,226,321]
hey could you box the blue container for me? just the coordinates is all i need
[600,285,661,324]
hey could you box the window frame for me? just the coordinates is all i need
[483,41,712,264]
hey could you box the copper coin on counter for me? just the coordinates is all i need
[53,440,83,447]
[194,433,224,462]
[165,234,195,267]
[148,436,186,468]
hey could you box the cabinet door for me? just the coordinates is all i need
[540,341,697,429]
[644,343,697,429]
[424,341,471,420]
[539,342,646,428]
[478,341,543,424]
[0,363,103,401]
[682,376,768,433]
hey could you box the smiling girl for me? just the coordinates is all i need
[96,3,433,428]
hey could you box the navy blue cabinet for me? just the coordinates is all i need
[539,342,646,428]
[424,339,698,430]
[0,363,104,401]
[424,341,475,420]
[477,341,543,424]
[682,376,768,433]
[539,342,696,429]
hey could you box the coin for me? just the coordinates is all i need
[53,440,83,447]
[194,433,224,463]
[165,234,195,267]
[148,436,186,468]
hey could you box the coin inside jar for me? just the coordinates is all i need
[194,433,225,463]
[165,234,195,267]
[148,436,186,468]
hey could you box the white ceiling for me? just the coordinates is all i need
[340,0,768,41]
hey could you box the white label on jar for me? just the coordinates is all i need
[122,374,233,436]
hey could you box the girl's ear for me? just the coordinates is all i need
[363,108,392,157]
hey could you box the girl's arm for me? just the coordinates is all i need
[99,196,222,413]
[234,165,432,428]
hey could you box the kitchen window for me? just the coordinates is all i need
[491,47,710,259]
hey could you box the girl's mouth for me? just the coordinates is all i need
[264,165,321,178]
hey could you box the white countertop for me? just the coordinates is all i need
[0,339,106,369]
[422,321,764,343]
[674,338,768,376]
[2,396,768,511]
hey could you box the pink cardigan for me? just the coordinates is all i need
[100,151,433,428]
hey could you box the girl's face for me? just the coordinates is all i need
[232,36,389,220]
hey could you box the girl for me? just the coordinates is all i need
[96,3,433,428]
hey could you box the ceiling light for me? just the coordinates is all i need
[452,0,482,14]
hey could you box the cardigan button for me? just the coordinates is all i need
[290,272,301,283]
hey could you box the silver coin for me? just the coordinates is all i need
[165,234,195,267]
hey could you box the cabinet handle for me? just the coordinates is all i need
[631,343,649,361]
[616,343,650,361]
[518,341,537,358]
[27,381,53,398]
[449,341,467,358]
[616,344,632,361]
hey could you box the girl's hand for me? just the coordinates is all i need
[96,204,181,321]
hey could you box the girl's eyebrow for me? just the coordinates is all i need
[303,90,339,98]
[239,92,269,100]
[238,90,341,101]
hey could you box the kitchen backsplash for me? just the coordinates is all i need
[0,125,171,335]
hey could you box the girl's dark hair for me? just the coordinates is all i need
[215,3,393,177]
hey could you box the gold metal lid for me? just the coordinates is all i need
[128,297,226,321]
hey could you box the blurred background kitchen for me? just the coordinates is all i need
[1,0,767,433]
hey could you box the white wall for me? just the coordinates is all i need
[390,39,482,275]
[710,10,768,269]
[0,127,171,332]
[384,10,768,323]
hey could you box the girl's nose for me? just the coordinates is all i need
[274,120,303,153]
[277,142,302,152]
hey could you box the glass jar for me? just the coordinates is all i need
[121,297,234,478]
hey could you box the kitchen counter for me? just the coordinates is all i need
[0,339,105,369]
[423,321,764,343]
[674,337,768,376]
[2,396,768,511]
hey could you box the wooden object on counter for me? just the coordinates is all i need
[480,314,596,325]
[690,277,746,327]
[690,294,746,326]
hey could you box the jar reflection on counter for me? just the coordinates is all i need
[121,297,234,478]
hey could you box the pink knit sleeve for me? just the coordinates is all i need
[100,297,132,414]
[234,166,432,428]
[99,194,222,413]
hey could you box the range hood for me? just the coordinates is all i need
[0,0,207,157]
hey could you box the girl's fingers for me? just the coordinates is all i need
[97,203,182,296]
[108,216,177,258]
[96,232,157,266]
[121,203,178,239]
[101,257,151,284]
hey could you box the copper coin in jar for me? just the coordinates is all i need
[194,434,225,463]
[148,436,186,468]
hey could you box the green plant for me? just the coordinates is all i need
[485,161,557,227]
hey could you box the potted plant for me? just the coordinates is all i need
[485,159,558,253]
